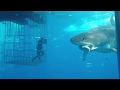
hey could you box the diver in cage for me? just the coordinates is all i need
[32,37,47,62]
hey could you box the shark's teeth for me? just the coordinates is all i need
[82,45,91,51]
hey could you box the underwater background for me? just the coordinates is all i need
[0,11,119,79]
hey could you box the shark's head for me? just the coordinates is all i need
[70,32,102,61]
[70,32,101,51]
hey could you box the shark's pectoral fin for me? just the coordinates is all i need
[110,48,117,53]
[108,38,117,53]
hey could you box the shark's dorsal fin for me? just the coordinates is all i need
[110,15,115,26]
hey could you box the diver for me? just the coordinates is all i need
[32,37,47,62]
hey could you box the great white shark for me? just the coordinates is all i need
[70,15,117,61]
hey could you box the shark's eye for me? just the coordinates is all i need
[82,38,86,41]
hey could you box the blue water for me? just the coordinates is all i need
[0,11,119,79]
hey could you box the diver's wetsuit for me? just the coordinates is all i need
[32,37,47,62]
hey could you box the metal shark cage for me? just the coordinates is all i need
[0,11,47,66]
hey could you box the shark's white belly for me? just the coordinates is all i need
[93,43,113,53]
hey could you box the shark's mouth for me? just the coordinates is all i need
[71,40,98,61]
[79,44,97,61]
[78,41,98,51]
[81,44,93,51]
[79,43,93,51]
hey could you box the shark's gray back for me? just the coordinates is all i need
[88,25,115,40]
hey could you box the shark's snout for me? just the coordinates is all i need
[70,38,74,43]
[70,38,79,45]
[70,37,94,51]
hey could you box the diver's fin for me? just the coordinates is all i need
[32,56,37,62]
